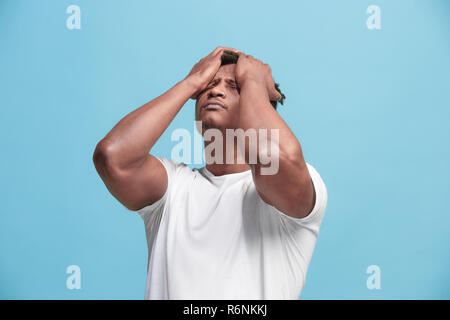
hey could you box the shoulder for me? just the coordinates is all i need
[258,162,328,228]
[158,157,196,177]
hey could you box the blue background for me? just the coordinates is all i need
[1,0,449,299]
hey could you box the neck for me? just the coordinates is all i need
[205,162,251,176]
[203,139,251,176]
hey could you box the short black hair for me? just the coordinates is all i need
[221,50,286,110]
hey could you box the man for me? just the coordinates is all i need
[93,46,327,299]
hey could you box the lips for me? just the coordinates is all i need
[202,100,226,110]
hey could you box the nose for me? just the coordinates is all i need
[207,82,226,99]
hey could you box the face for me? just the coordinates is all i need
[195,64,240,135]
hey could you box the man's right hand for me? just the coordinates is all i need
[185,46,240,100]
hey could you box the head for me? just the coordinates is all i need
[195,50,285,135]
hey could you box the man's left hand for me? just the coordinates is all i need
[235,52,282,102]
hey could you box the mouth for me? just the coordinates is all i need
[202,101,226,111]
[203,104,224,112]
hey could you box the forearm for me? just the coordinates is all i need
[238,80,302,164]
[239,79,314,217]
[95,78,196,169]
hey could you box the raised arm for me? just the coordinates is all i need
[93,46,232,211]
[235,52,315,219]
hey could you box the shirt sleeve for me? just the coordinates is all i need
[257,163,328,286]
[125,156,181,220]
[259,162,328,229]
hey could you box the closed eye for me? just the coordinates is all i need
[204,79,239,92]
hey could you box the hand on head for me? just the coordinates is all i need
[185,46,282,103]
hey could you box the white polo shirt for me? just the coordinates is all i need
[133,157,327,300]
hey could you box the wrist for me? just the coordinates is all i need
[239,77,266,89]
[240,78,268,93]
[181,76,201,99]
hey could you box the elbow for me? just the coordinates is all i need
[93,139,117,175]
[93,139,107,166]
[93,139,142,180]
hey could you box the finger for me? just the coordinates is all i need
[277,91,282,101]
[211,47,224,56]
[208,47,223,58]
[270,93,282,103]
[237,51,246,58]
[211,46,240,58]
[277,91,284,103]
[219,47,241,54]
[246,54,260,62]
[268,82,280,100]
[270,89,279,101]
[223,49,239,57]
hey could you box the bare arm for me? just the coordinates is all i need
[235,53,315,219]
[93,79,196,210]
[93,46,235,211]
